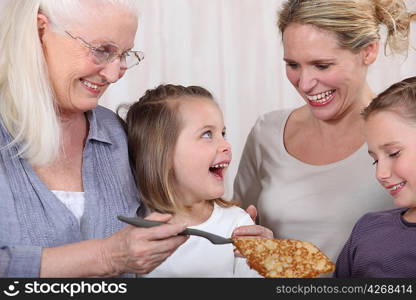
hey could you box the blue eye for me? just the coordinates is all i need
[202,131,212,138]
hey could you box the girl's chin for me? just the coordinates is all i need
[393,198,412,208]
[209,189,225,199]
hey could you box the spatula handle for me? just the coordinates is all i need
[117,215,166,228]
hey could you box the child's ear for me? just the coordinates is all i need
[361,41,379,65]
[37,13,50,43]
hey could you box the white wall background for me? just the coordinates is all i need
[1,0,416,199]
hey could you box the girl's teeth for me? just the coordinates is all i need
[390,182,405,191]
[211,163,229,169]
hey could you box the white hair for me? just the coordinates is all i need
[0,0,138,166]
[40,0,139,30]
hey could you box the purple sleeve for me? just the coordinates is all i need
[333,233,354,278]
[333,214,369,278]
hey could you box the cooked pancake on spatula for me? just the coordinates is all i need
[232,237,335,278]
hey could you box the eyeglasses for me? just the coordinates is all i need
[64,30,144,69]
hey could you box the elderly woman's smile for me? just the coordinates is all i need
[40,1,138,113]
[79,78,105,94]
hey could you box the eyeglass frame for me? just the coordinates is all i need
[64,30,145,69]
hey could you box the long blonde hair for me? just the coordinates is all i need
[278,0,415,54]
[0,0,138,166]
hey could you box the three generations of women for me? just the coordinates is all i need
[0,0,268,278]
[0,0,414,278]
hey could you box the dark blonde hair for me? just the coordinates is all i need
[122,84,236,214]
[278,0,415,54]
[362,76,416,123]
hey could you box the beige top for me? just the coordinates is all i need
[233,108,394,267]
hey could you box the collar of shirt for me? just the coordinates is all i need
[85,107,113,145]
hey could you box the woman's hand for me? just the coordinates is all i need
[234,204,273,238]
[245,205,258,222]
[101,212,188,275]
[232,224,274,239]
[232,205,274,257]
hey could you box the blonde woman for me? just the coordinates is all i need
[233,0,416,267]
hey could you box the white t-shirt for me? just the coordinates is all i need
[142,203,262,278]
[51,190,85,224]
[233,109,394,268]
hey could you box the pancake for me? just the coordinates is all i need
[232,237,335,278]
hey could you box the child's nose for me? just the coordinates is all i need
[220,140,232,154]
[376,160,391,181]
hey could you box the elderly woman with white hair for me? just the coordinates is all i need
[0,0,189,277]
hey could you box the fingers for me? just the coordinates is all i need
[232,224,274,238]
[245,205,257,222]
[103,217,189,275]
[130,234,188,274]
[145,212,173,223]
[148,234,188,256]
[142,212,188,240]
[231,224,274,259]
[133,233,188,274]
[233,248,243,258]
[139,222,188,241]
